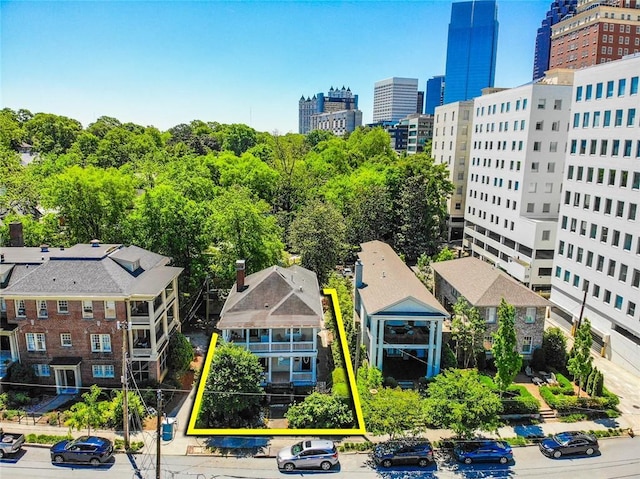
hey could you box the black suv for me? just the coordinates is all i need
[373,438,434,468]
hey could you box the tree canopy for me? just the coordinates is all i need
[492,299,523,394]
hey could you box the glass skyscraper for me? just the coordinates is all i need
[532,0,577,82]
[425,75,445,115]
[443,0,498,105]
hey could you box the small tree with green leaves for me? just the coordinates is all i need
[567,318,593,398]
[423,369,502,438]
[197,342,265,428]
[168,330,195,374]
[451,296,486,368]
[361,387,426,437]
[66,385,108,434]
[492,299,522,395]
[542,327,568,371]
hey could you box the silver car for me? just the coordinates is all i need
[276,440,339,471]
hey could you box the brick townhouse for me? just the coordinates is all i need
[0,236,182,394]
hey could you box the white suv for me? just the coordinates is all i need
[276,440,339,471]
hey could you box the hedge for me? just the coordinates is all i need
[544,373,574,396]
[501,385,540,415]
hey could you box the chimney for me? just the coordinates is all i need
[355,259,364,288]
[9,222,24,247]
[236,260,246,292]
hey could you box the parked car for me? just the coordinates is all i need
[372,438,434,468]
[0,428,25,459]
[276,440,339,471]
[453,439,513,464]
[50,436,114,465]
[539,431,599,458]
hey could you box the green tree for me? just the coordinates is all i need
[423,369,502,438]
[288,200,346,284]
[361,387,425,437]
[125,183,212,291]
[214,123,258,156]
[542,327,568,371]
[23,113,82,155]
[107,390,146,430]
[492,299,523,394]
[209,186,284,284]
[567,318,593,398]
[66,385,108,434]
[285,392,354,429]
[451,297,486,368]
[433,246,457,262]
[168,331,195,374]
[41,165,135,244]
[197,343,265,428]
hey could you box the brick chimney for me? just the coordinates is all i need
[236,260,246,292]
[9,222,24,247]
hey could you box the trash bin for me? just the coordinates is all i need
[161,417,177,441]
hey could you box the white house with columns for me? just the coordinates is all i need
[354,241,449,379]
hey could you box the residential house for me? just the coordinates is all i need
[354,241,449,379]
[218,261,323,387]
[432,256,549,358]
[0,240,182,394]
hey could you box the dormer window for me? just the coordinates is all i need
[15,299,26,318]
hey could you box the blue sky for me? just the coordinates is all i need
[1,0,551,133]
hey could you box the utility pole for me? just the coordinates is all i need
[119,320,130,449]
[156,389,162,479]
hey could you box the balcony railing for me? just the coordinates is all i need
[234,339,315,353]
[384,326,430,345]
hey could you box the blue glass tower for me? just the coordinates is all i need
[532,0,577,81]
[443,0,498,105]
[425,76,445,115]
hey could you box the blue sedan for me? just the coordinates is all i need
[453,440,513,465]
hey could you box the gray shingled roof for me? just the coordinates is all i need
[431,257,550,308]
[218,264,323,329]
[357,241,448,316]
[1,245,180,298]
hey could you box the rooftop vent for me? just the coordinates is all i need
[90,239,100,247]
[40,244,49,253]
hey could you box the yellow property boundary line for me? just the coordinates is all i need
[186,287,366,435]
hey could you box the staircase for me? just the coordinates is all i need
[539,407,558,422]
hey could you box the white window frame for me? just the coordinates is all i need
[57,300,69,313]
[26,332,46,351]
[15,299,26,318]
[104,300,116,319]
[33,364,51,377]
[522,336,533,354]
[92,365,115,378]
[486,307,497,323]
[83,300,94,319]
[38,300,48,318]
[525,307,536,323]
[60,333,72,347]
[91,334,111,353]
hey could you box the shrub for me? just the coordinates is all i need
[530,348,546,371]
[440,343,457,370]
[25,433,71,445]
[114,439,144,452]
[504,436,527,446]
[383,376,398,388]
[332,368,347,385]
[332,382,350,398]
[501,385,540,415]
[592,370,604,397]
[559,413,587,423]
[542,328,567,371]
[478,374,497,390]
[601,387,620,408]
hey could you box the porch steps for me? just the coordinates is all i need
[539,408,558,422]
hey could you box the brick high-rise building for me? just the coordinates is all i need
[549,0,640,71]
[533,0,577,81]
[298,86,358,134]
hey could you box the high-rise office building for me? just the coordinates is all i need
[398,113,434,155]
[433,100,474,242]
[443,0,499,104]
[549,0,640,71]
[417,91,425,115]
[532,0,577,81]
[463,70,574,291]
[550,55,640,375]
[373,77,419,122]
[425,75,445,115]
[298,86,358,134]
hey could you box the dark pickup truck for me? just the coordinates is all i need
[0,428,26,458]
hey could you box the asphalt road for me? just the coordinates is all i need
[2,438,639,479]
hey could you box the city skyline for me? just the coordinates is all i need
[2,0,552,133]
